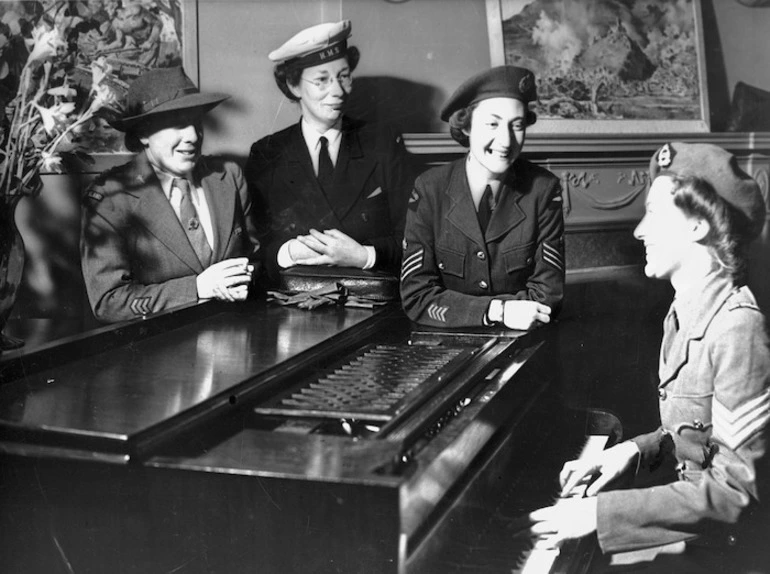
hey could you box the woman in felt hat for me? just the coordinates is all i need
[245,20,414,282]
[400,66,564,329]
[81,67,261,323]
[529,142,770,573]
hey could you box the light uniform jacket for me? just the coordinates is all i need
[597,271,770,558]
[244,117,414,280]
[81,152,259,323]
[400,157,564,328]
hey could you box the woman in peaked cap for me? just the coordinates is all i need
[530,142,770,573]
[245,20,414,282]
[400,65,565,329]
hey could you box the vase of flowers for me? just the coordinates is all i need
[0,20,123,350]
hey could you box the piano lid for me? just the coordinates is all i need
[0,303,386,458]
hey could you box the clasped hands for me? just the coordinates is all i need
[197,257,254,302]
[526,441,639,550]
[289,228,369,268]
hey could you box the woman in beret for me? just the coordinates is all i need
[529,142,770,572]
[245,20,414,282]
[400,66,564,329]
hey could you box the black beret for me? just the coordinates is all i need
[650,142,767,238]
[440,65,536,122]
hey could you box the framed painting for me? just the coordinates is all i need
[0,0,198,158]
[486,0,710,133]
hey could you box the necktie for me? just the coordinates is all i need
[477,185,494,234]
[175,178,212,267]
[661,305,679,363]
[317,136,334,188]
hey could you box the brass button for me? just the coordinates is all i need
[526,257,533,264]
[658,388,667,400]
[479,280,489,289]
[693,419,704,430]
[438,262,445,270]
[727,534,737,546]
[476,250,486,260]
[361,213,369,222]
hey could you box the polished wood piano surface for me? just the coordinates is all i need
[0,299,622,574]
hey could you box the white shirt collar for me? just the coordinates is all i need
[301,118,342,159]
[465,155,503,203]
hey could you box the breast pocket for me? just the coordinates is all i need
[436,246,465,278]
[502,242,535,274]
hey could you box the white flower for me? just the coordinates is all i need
[90,57,113,89]
[40,151,63,172]
[48,85,76,98]
[26,26,66,64]
[89,83,119,114]
[33,102,77,135]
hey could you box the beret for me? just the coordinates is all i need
[440,65,537,122]
[650,142,766,238]
[269,20,352,68]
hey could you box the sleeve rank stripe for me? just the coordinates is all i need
[543,252,564,272]
[402,248,424,269]
[713,389,770,450]
[427,304,448,322]
[401,260,422,281]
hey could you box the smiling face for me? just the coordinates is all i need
[634,175,701,282]
[139,110,203,178]
[289,57,351,132]
[465,97,527,180]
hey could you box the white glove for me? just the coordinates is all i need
[501,300,552,330]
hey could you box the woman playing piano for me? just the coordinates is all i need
[400,66,565,329]
[530,142,770,573]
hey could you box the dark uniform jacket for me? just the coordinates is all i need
[400,157,565,328]
[80,152,259,323]
[597,271,770,565]
[244,117,413,280]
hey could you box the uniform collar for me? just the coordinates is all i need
[301,118,342,152]
[672,269,733,335]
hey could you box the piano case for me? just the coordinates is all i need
[279,265,400,301]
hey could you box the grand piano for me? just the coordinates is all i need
[0,299,621,574]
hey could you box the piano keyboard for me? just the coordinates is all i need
[518,434,609,574]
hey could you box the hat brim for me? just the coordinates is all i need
[111,92,229,131]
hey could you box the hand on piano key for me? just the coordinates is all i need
[559,440,640,497]
[528,497,598,550]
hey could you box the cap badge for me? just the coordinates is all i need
[657,143,675,168]
[519,73,534,96]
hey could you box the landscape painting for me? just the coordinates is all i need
[486,0,710,133]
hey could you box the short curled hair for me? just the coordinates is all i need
[273,46,361,101]
[447,102,536,147]
[664,173,751,285]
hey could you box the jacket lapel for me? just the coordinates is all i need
[197,158,234,261]
[329,122,377,222]
[446,160,486,247]
[658,276,733,387]
[130,152,204,273]
[485,175,527,242]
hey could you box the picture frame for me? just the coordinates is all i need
[485,0,710,134]
[0,0,198,164]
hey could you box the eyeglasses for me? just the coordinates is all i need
[302,72,353,91]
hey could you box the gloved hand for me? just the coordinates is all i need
[502,300,552,330]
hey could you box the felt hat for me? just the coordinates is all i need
[112,67,228,131]
[269,20,352,68]
[440,65,537,122]
[650,142,766,238]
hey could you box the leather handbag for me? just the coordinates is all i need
[278,266,399,301]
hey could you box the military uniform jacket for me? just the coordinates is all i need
[597,271,770,555]
[400,157,565,328]
[81,152,260,323]
[244,117,413,280]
